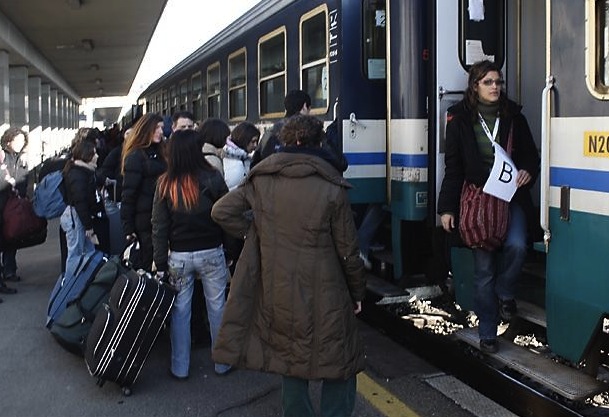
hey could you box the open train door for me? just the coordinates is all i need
[429,0,505,309]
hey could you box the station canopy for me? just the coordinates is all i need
[0,0,167,101]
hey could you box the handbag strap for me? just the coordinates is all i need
[506,122,514,155]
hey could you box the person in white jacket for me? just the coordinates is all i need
[221,121,259,191]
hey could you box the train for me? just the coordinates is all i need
[136,0,609,403]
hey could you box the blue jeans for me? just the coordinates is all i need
[473,202,527,340]
[168,246,229,377]
[282,375,356,417]
[60,206,95,280]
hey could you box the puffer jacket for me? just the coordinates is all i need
[221,141,251,191]
[121,143,166,235]
[211,150,366,381]
[63,164,102,230]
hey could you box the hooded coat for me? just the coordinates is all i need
[211,150,365,380]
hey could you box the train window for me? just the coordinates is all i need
[179,80,188,111]
[458,0,505,69]
[229,48,247,120]
[191,72,202,121]
[207,63,221,118]
[363,0,386,80]
[259,27,287,117]
[586,0,609,97]
[162,90,168,116]
[300,6,329,113]
[169,85,177,115]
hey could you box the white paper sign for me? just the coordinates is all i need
[468,0,485,22]
[483,143,518,202]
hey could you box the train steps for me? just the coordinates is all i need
[514,299,547,328]
[455,327,608,401]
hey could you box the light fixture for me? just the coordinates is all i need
[98,88,104,95]
[89,64,99,71]
[95,78,102,85]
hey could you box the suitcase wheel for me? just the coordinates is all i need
[121,386,132,396]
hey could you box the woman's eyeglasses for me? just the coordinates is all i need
[479,78,504,87]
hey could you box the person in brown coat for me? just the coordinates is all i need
[211,115,365,417]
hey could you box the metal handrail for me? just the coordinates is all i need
[540,75,555,252]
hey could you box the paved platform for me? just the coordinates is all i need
[0,219,513,417]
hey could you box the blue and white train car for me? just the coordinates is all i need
[137,0,609,402]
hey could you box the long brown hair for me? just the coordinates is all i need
[464,60,508,120]
[121,113,164,174]
[157,129,213,211]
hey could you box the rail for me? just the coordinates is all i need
[540,75,555,252]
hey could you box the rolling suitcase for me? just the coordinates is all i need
[47,250,106,327]
[48,255,129,355]
[84,270,175,395]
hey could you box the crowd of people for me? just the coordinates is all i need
[0,61,540,415]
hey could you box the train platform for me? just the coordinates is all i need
[0,219,517,417]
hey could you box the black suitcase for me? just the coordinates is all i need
[84,270,175,395]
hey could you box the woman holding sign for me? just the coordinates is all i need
[437,60,540,354]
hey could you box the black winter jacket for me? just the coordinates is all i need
[151,168,228,272]
[437,99,540,219]
[121,143,166,235]
[63,164,102,230]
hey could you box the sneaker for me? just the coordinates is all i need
[214,364,233,376]
[499,299,517,322]
[359,252,372,270]
[479,339,498,354]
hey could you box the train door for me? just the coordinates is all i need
[429,1,506,309]
[542,0,609,365]
[339,0,388,205]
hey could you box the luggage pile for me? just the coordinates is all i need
[46,243,175,396]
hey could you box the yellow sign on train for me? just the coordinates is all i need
[584,131,609,157]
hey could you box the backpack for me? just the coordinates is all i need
[33,170,67,219]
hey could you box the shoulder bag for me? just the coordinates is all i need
[458,123,513,251]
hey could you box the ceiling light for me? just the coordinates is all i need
[89,64,99,71]
[95,78,102,85]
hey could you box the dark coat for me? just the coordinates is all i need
[97,144,123,202]
[120,144,166,235]
[151,168,228,272]
[211,151,365,380]
[437,99,540,223]
[62,164,102,230]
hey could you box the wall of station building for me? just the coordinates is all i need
[0,50,79,169]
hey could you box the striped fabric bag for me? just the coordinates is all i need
[458,182,509,251]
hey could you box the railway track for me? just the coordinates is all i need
[360,277,607,417]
